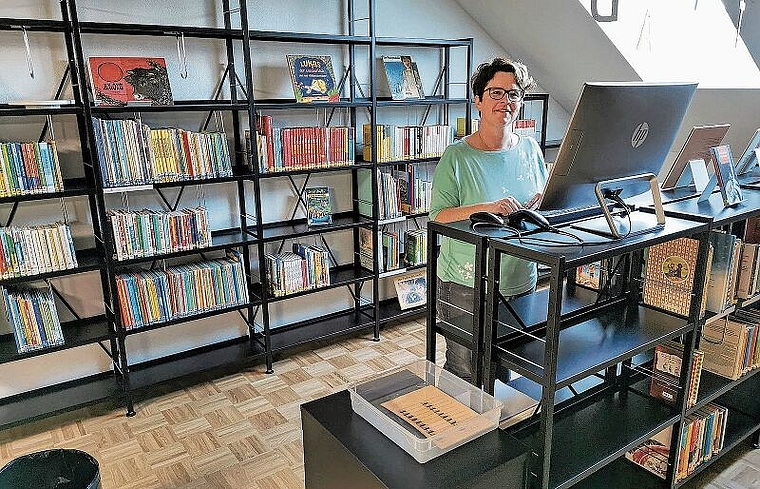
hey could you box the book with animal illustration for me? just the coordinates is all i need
[286,55,340,103]
[88,56,173,106]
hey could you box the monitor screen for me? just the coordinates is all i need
[735,128,760,176]
[539,82,698,211]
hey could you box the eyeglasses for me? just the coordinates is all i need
[483,87,524,102]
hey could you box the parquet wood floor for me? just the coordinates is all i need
[0,318,756,488]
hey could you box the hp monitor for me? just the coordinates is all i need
[539,82,698,214]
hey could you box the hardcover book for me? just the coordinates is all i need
[625,425,672,479]
[643,237,700,317]
[710,144,743,206]
[381,55,425,100]
[394,272,427,310]
[88,56,173,106]
[649,342,704,408]
[576,261,603,290]
[304,186,332,226]
[285,55,339,103]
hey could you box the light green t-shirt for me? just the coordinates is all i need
[430,136,547,295]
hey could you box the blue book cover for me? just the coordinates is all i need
[381,55,424,100]
[286,55,339,103]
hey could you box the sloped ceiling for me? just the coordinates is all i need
[453,0,640,112]
[455,0,760,149]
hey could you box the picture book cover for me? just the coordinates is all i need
[642,237,699,317]
[625,425,672,479]
[88,56,173,106]
[304,186,332,226]
[394,272,427,310]
[710,144,743,206]
[576,262,602,290]
[381,55,424,100]
[286,55,339,103]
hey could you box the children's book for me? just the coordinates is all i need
[710,144,743,206]
[394,272,427,310]
[286,55,339,103]
[304,186,332,226]
[576,262,602,290]
[88,56,173,106]
[381,56,424,100]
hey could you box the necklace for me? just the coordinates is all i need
[476,131,516,151]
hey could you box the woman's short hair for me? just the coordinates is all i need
[471,57,534,98]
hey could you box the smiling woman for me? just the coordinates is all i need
[429,57,546,382]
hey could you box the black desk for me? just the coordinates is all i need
[301,390,528,489]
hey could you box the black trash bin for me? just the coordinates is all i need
[0,449,101,489]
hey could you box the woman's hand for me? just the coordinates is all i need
[491,196,523,215]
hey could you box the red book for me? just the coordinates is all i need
[88,56,173,106]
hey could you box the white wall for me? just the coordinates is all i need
[0,0,532,397]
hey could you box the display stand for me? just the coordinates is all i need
[571,172,665,239]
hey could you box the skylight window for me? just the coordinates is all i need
[581,0,760,88]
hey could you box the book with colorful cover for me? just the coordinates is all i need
[643,237,700,317]
[304,186,332,226]
[285,55,339,103]
[394,272,427,310]
[88,56,173,106]
[710,144,743,206]
[576,261,603,290]
[381,55,424,100]
[625,425,672,479]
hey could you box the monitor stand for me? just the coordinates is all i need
[571,173,665,239]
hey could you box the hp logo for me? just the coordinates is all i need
[631,123,649,148]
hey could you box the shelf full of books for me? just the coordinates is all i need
[91,117,233,188]
[247,117,356,174]
[115,251,249,332]
[0,140,64,197]
[108,207,212,261]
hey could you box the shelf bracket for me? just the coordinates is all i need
[39,66,71,142]
[155,185,185,212]
[2,201,20,228]
[45,279,82,320]
[419,67,446,127]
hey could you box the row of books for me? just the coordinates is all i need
[91,117,233,188]
[700,309,760,381]
[649,341,704,409]
[0,141,64,197]
[3,284,63,353]
[263,243,331,297]
[0,222,77,279]
[675,403,729,481]
[357,168,433,220]
[455,118,479,138]
[361,124,453,163]
[115,252,248,330]
[248,116,355,173]
[108,207,211,261]
[404,229,427,267]
[625,403,728,481]
[359,227,427,273]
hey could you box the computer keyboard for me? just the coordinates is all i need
[538,204,605,225]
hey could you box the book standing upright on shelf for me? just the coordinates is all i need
[381,55,425,100]
[304,187,332,226]
[394,272,426,310]
[643,237,704,317]
[88,56,173,106]
[286,55,339,103]
[711,144,743,206]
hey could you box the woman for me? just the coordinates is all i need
[430,57,546,383]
